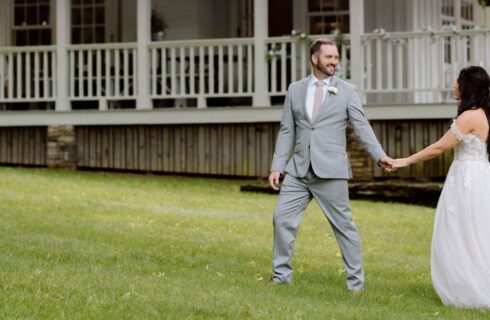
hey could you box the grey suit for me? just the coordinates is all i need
[270,75,386,290]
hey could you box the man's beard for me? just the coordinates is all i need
[317,62,336,77]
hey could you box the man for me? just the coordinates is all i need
[269,38,393,292]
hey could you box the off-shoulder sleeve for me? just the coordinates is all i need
[450,120,465,141]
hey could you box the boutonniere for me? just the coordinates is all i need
[327,86,338,95]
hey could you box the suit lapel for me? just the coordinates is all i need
[300,76,313,126]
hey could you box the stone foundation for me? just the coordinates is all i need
[47,125,77,169]
[346,124,375,181]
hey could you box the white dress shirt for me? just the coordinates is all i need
[305,75,331,120]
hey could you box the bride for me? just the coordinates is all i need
[392,66,490,308]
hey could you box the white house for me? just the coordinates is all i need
[0,0,489,180]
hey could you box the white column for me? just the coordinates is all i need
[252,0,270,107]
[349,0,365,101]
[55,0,71,111]
[485,5,490,28]
[454,0,462,29]
[136,0,152,109]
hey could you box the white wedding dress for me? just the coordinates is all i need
[431,120,490,308]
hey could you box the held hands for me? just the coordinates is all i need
[379,156,411,173]
[268,171,281,190]
[378,156,396,173]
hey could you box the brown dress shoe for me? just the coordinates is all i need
[268,276,280,285]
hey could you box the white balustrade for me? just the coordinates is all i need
[360,29,490,103]
[149,39,254,108]
[0,46,56,102]
[1,29,490,110]
[67,43,137,105]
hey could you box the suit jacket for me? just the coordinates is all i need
[270,75,386,179]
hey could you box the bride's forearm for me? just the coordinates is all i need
[407,144,445,165]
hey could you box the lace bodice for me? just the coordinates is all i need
[450,121,488,162]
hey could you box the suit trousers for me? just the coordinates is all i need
[271,168,364,290]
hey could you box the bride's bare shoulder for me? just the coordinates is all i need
[456,109,488,135]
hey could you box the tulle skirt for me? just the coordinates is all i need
[431,160,490,308]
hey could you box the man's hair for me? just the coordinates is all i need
[310,38,336,62]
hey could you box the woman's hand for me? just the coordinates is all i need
[392,158,410,169]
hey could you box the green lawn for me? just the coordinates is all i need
[0,166,488,319]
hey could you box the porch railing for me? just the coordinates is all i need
[361,28,490,103]
[1,29,490,110]
[148,38,254,108]
[0,46,56,103]
[67,43,137,109]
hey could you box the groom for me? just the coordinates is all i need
[269,38,393,292]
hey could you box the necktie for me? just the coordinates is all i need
[311,80,324,123]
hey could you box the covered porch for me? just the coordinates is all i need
[0,0,489,111]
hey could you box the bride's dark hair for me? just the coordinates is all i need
[456,66,490,160]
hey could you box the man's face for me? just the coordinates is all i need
[312,44,339,77]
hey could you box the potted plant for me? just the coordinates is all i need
[151,9,168,41]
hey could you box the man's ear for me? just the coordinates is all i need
[311,54,317,65]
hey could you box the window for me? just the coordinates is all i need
[441,0,475,28]
[12,0,52,46]
[307,0,349,35]
[71,0,105,44]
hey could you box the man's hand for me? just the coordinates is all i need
[378,156,396,173]
[268,171,281,190]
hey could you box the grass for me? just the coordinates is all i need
[0,166,488,319]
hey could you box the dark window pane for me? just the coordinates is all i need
[41,29,51,45]
[310,16,323,34]
[29,29,40,45]
[72,8,81,25]
[83,27,93,43]
[321,0,335,11]
[14,6,25,26]
[26,4,38,25]
[95,7,104,24]
[337,0,349,10]
[308,0,320,11]
[72,0,81,5]
[338,14,349,33]
[72,27,82,44]
[15,30,27,46]
[15,0,26,4]
[95,26,105,43]
[40,5,49,25]
[83,7,93,24]
[26,0,36,3]
[323,15,338,33]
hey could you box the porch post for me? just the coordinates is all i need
[485,5,490,28]
[454,0,462,29]
[55,0,71,111]
[136,0,152,109]
[349,0,365,101]
[252,0,270,107]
